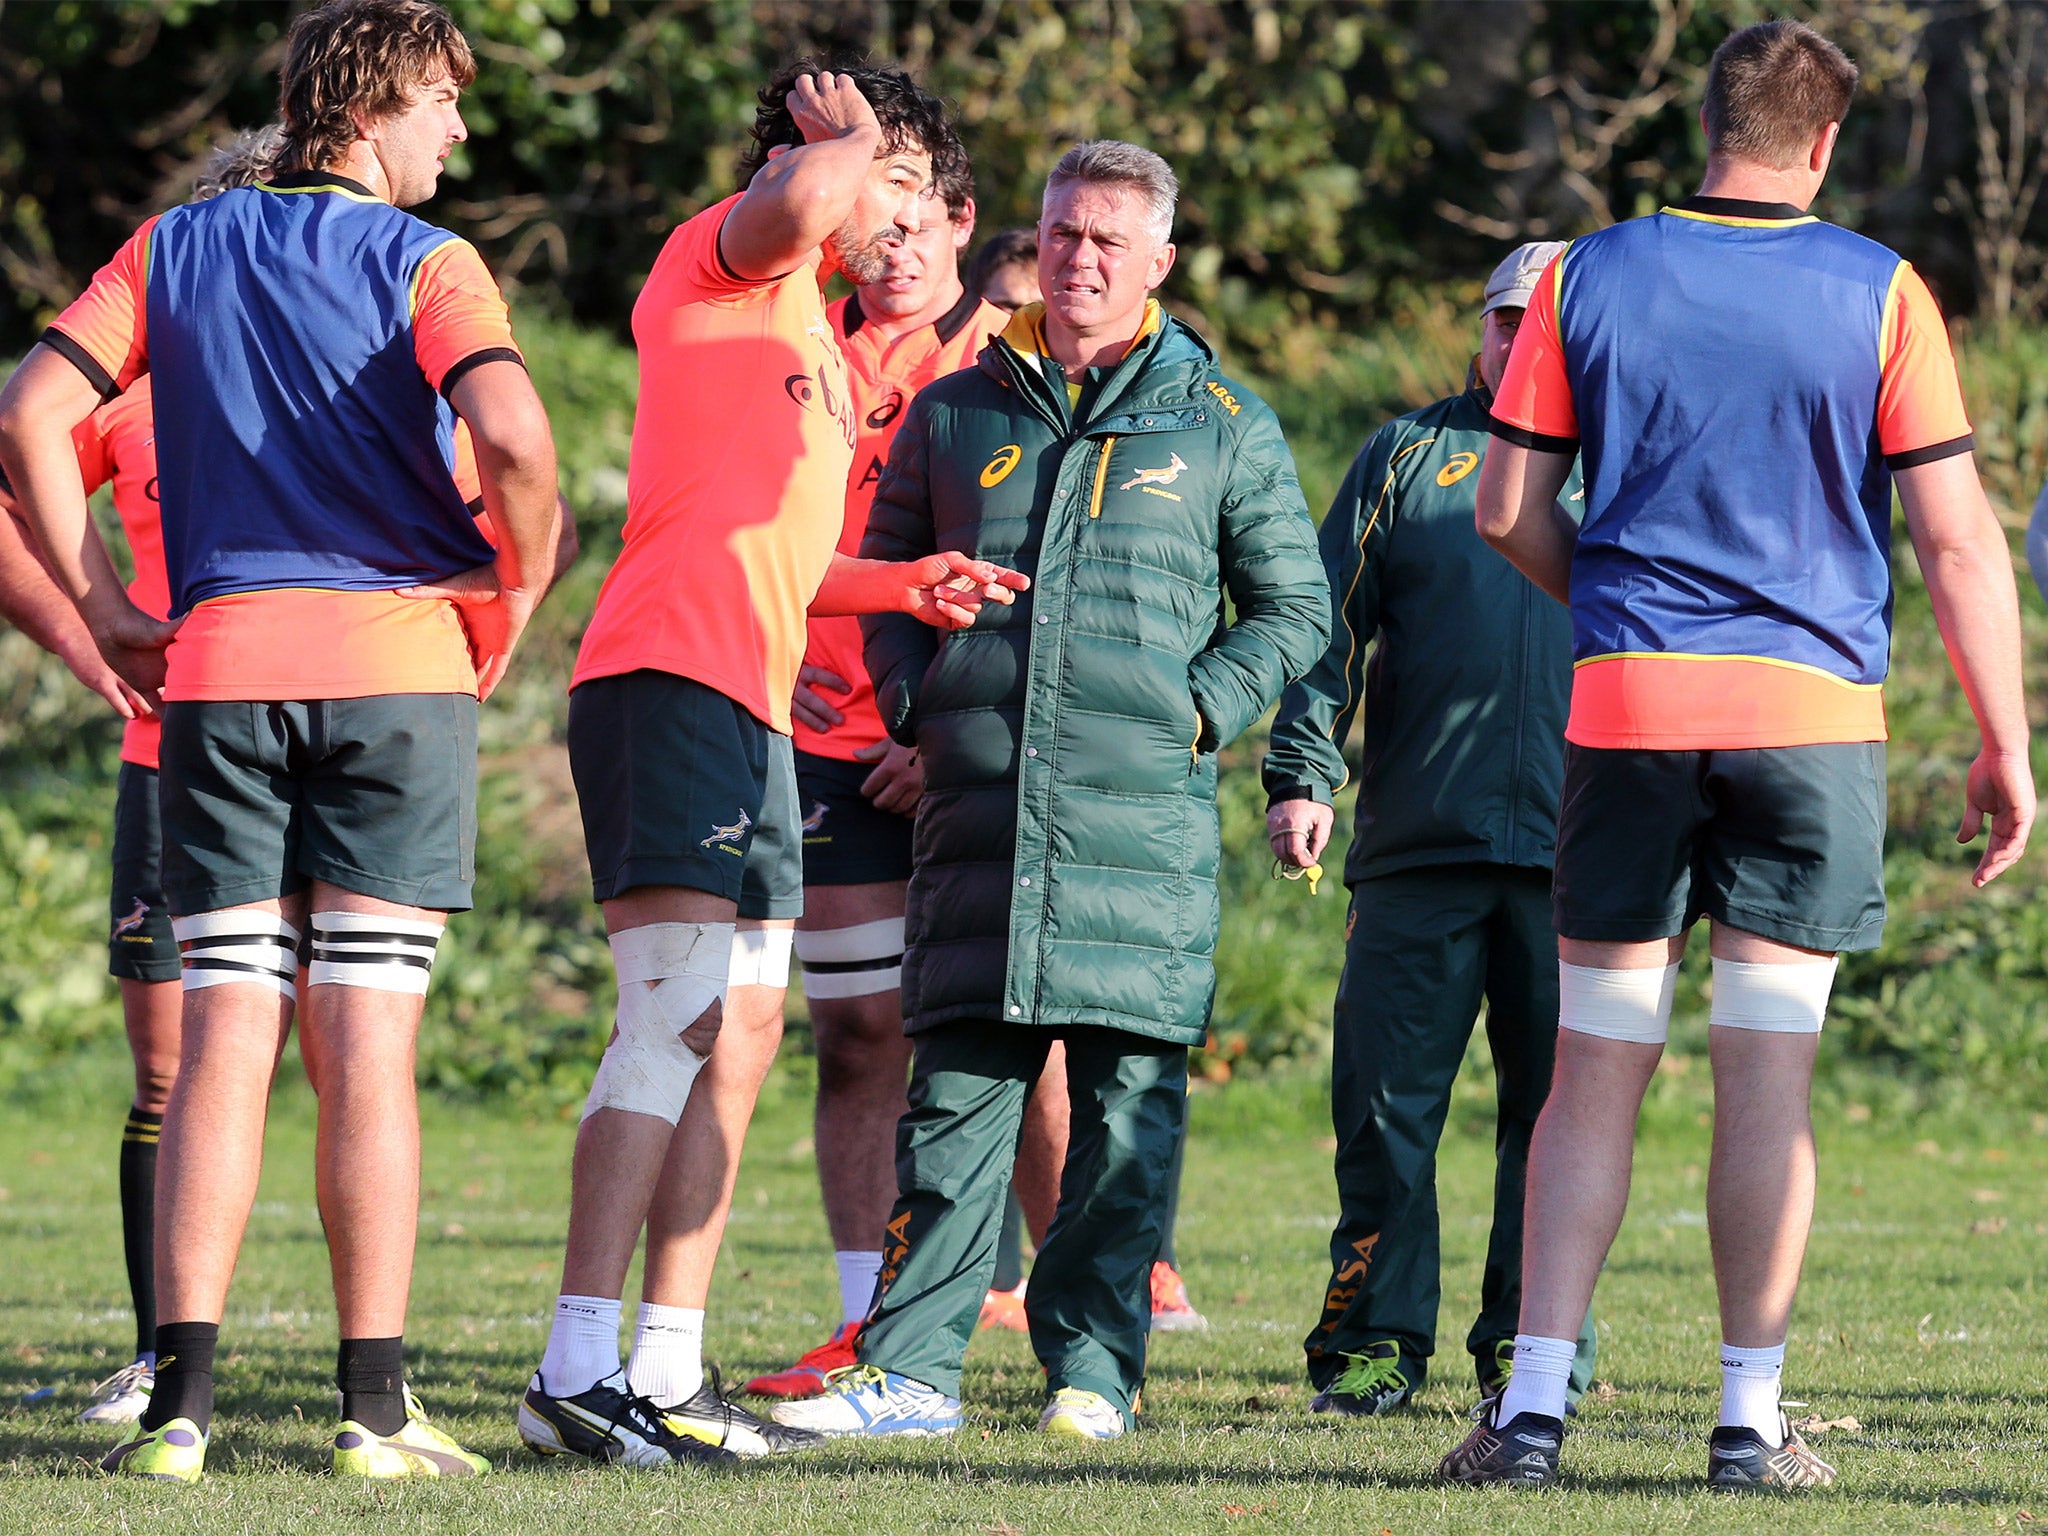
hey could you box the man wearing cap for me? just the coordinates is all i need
[1263,242,1597,1417]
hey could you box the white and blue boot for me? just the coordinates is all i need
[767,1365,962,1437]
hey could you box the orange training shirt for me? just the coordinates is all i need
[72,378,166,768]
[793,287,1007,761]
[571,193,860,734]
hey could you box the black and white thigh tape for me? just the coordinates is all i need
[172,911,301,998]
[308,911,443,996]
[793,916,905,1000]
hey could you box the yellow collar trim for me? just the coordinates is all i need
[1660,205,1817,229]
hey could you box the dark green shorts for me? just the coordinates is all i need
[108,762,179,982]
[567,670,803,919]
[796,748,913,888]
[158,696,479,916]
[1552,742,1886,952]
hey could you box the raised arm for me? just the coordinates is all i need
[720,73,891,283]
[1897,452,2034,886]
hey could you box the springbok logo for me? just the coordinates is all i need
[1436,452,1480,487]
[700,808,753,851]
[1121,452,1188,491]
[980,443,1022,488]
[113,898,150,940]
[801,800,829,835]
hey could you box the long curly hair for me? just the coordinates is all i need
[735,57,967,201]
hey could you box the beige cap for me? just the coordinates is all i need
[1483,240,1568,316]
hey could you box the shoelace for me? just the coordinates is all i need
[1329,1348,1408,1400]
[821,1362,892,1394]
[91,1361,153,1398]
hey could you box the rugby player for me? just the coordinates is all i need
[1438,20,2032,1491]
[969,227,1042,313]
[0,0,562,1481]
[522,63,1022,1465]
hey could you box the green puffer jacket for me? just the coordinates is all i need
[859,304,1329,1045]
[1262,381,1582,885]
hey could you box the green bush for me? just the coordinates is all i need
[6,303,2048,1111]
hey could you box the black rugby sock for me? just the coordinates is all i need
[338,1336,407,1436]
[141,1321,218,1432]
[118,1107,161,1362]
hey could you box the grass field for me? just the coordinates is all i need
[4,1051,2048,1534]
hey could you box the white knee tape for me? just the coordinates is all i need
[1558,961,1679,1045]
[583,922,734,1125]
[173,910,301,1000]
[794,917,905,999]
[727,925,794,988]
[1709,957,1836,1034]
[308,911,443,995]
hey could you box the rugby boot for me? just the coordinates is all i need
[744,1321,859,1399]
[1438,1399,1563,1487]
[99,1417,207,1483]
[1706,1414,1837,1492]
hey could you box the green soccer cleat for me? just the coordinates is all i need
[333,1389,490,1478]
[99,1417,207,1483]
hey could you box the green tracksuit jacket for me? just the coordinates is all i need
[1261,381,1578,877]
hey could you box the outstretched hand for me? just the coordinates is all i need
[398,562,538,703]
[903,551,1030,629]
[1959,748,2035,887]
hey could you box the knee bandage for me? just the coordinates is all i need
[1709,957,1836,1034]
[727,925,795,988]
[308,911,443,995]
[1558,960,1679,1045]
[583,922,734,1125]
[173,911,301,1000]
[793,917,905,999]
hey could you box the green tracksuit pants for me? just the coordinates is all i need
[859,1022,1187,1415]
[1303,863,1596,1397]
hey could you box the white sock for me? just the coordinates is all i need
[1496,1333,1576,1423]
[1719,1341,1786,1440]
[834,1250,883,1328]
[625,1302,705,1406]
[539,1294,621,1398]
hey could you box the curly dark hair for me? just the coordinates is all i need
[736,57,966,200]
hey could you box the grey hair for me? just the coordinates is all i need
[192,124,287,201]
[1043,139,1178,245]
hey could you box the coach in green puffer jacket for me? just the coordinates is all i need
[836,141,1327,1434]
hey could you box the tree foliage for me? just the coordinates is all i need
[3,1,2046,367]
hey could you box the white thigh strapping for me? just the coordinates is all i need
[727,925,794,988]
[307,911,442,995]
[583,921,734,1125]
[1708,956,1836,1034]
[173,910,301,999]
[1558,960,1679,1045]
[793,917,905,999]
